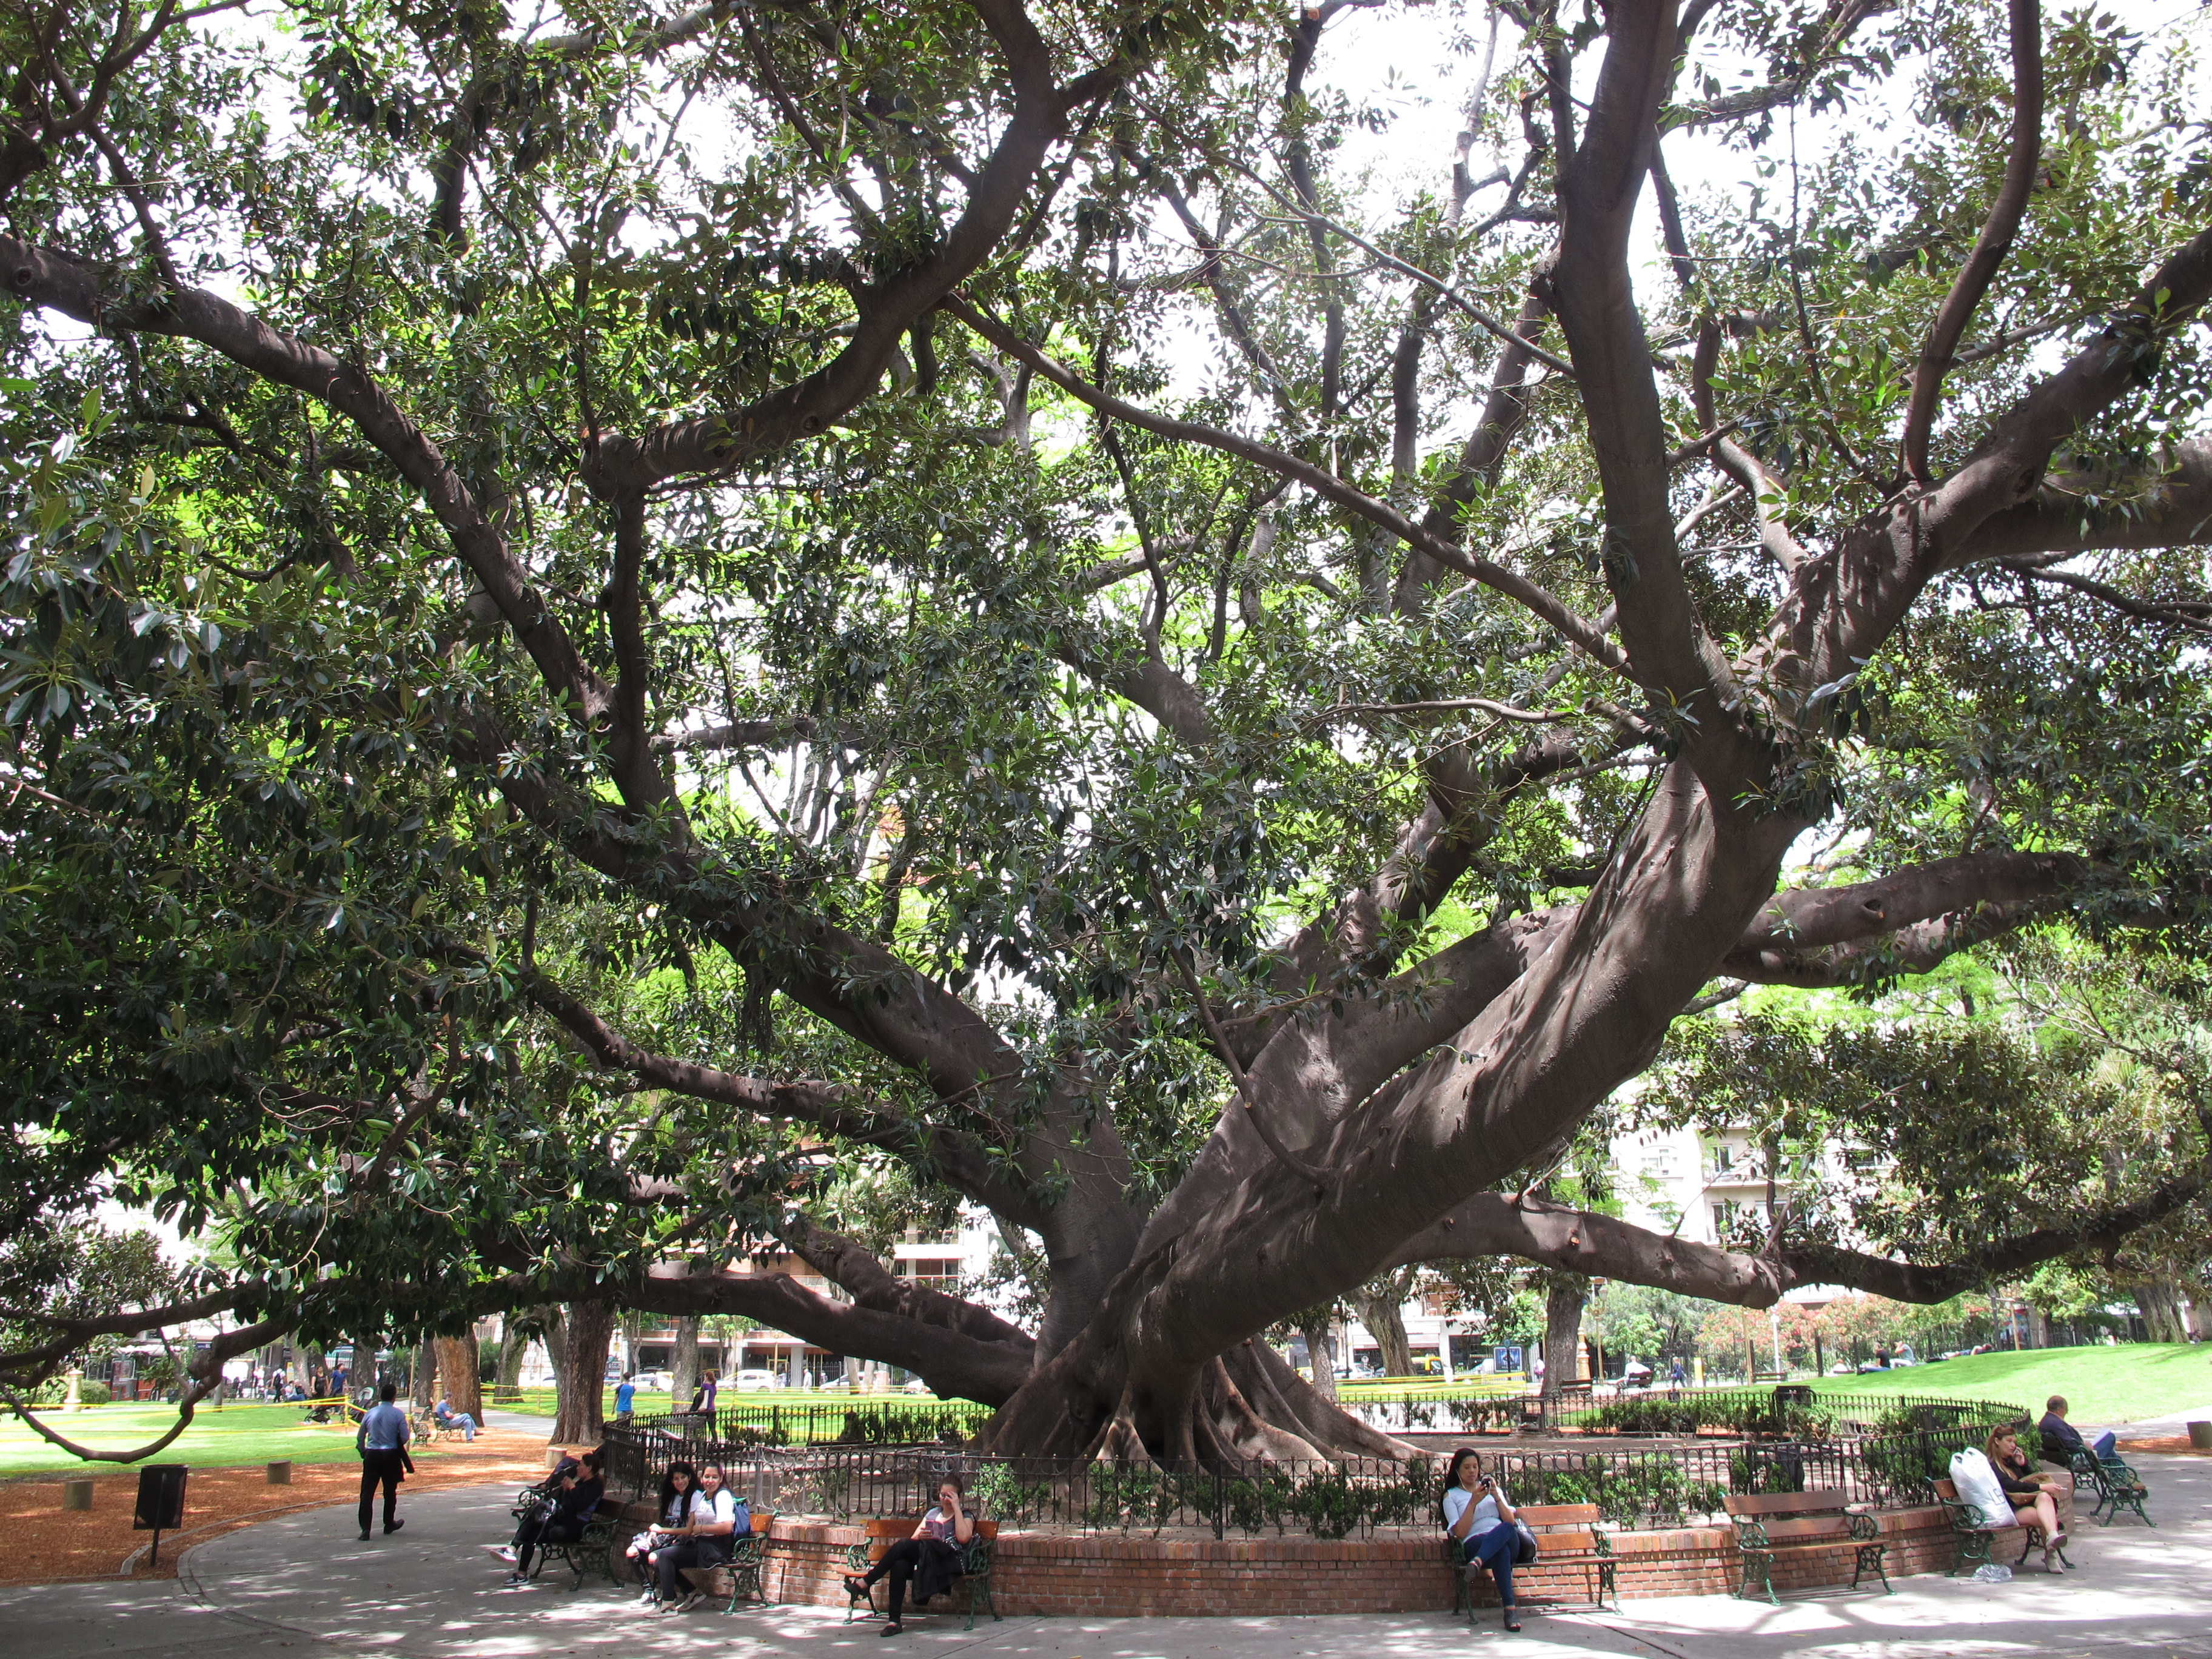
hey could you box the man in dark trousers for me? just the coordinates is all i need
[355,1379,415,1541]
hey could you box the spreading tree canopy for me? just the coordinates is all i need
[5,0,2212,1460]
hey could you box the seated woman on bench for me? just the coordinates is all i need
[500,1449,605,1586]
[626,1461,699,1603]
[1987,1426,2068,1569]
[1441,1447,1522,1631]
[844,1474,974,1637]
[649,1462,742,1614]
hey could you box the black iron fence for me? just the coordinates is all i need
[600,1388,2026,1541]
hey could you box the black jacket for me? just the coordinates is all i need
[2037,1412,2086,1464]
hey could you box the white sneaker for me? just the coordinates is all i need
[494,1546,518,1563]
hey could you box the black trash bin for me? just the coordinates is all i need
[135,1464,189,1564]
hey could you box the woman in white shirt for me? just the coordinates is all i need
[651,1463,739,1610]
[1441,1447,1523,1631]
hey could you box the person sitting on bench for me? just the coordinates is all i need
[2038,1395,2116,1462]
[433,1397,477,1441]
[1987,1426,2068,1570]
[626,1461,699,1603]
[1441,1447,1523,1632]
[650,1461,742,1614]
[500,1449,604,1586]
[843,1474,974,1637]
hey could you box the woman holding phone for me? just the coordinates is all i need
[1441,1447,1522,1631]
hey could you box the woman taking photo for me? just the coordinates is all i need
[1441,1447,1522,1631]
[843,1474,974,1637]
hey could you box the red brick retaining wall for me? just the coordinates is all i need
[752,1506,1961,1615]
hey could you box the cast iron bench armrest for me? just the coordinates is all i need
[1725,1500,1888,1607]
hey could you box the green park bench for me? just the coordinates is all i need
[2070,1447,2153,1527]
[1449,1503,1617,1618]
[843,1517,999,1631]
[677,1510,777,1612]
[1724,1489,1888,1604]
[1934,1477,2070,1573]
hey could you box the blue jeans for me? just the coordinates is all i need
[1461,1521,1517,1605]
[438,1413,476,1439]
[2090,1430,2116,1458]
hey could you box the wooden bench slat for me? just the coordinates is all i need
[1756,1518,1854,1542]
[1723,1489,1849,1517]
[1518,1504,1602,1525]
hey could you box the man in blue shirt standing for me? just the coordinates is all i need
[355,1380,415,1541]
[614,1371,636,1424]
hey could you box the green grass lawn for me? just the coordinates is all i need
[0,1401,485,1478]
[1813,1343,2212,1426]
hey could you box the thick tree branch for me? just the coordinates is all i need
[524,971,1052,1233]
[1389,1150,2210,1309]
[1902,0,2042,482]
[2,1315,289,1463]
[586,4,1131,492]
[1663,0,1895,132]
[632,1261,1032,1403]
[0,237,611,735]
[1548,1,1737,722]
[1942,437,2212,567]
[773,1209,1034,1350]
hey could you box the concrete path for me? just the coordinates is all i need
[5,1456,2208,1659]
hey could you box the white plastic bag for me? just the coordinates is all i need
[1972,1563,2013,1583]
[1949,1449,2019,1527]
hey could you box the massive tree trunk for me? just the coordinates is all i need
[435,1332,483,1421]
[2136,1279,2191,1344]
[669,1315,701,1407]
[1299,1321,1338,1403]
[410,1341,436,1410]
[550,1299,613,1445]
[495,1320,528,1397]
[1355,1280,1415,1379]
[1541,1276,1589,1402]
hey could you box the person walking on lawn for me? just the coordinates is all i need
[356,1380,415,1541]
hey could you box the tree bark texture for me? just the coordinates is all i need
[550,1299,613,1445]
[669,1315,701,1406]
[435,1332,483,1421]
[495,1322,528,1396]
[410,1341,436,1410]
[1542,1276,1589,1402]
[1299,1322,1338,1403]
[1355,1282,1415,1379]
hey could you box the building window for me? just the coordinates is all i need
[899,1257,964,1293]
[1712,1200,1738,1235]
[1709,1142,1734,1172]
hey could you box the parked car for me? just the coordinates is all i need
[732,1369,784,1391]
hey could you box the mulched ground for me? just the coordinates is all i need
[2117,1433,2212,1456]
[0,1426,563,1584]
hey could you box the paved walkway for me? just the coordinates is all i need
[5,1457,2207,1659]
